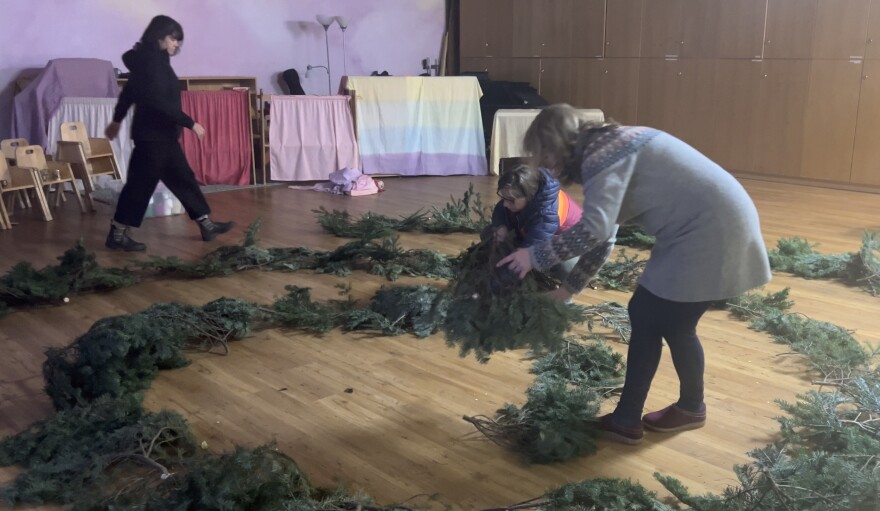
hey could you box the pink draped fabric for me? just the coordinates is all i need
[268,95,359,181]
[180,90,252,185]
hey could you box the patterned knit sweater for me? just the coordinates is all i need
[528,127,771,302]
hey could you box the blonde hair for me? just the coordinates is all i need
[523,104,617,185]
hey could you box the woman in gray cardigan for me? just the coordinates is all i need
[497,104,771,445]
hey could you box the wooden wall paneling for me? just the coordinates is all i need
[641,0,684,57]
[799,60,863,182]
[571,58,640,124]
[709,59,762,172]
[812,0,870,59]
[486,0,514,57]
[637,58,679,133]
[753,60,810,177]
[675,59,717,154]
[460,57,512,81]
[460,0,491,57]
[512,0,573,57]
[600,58,641,125]
[511,0,540,56]
[679,0,720,58]
[605,0,644,57]
[714,0,767,59]
[765,0,817,59]
[570,0,606,58]
[572,59,605,109]
[536,0,575,57]
[851,60,880,184]
[507,58,543,89]
[867,0,880,58]
[538,59,574,104]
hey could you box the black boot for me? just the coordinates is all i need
[198,217,235,241]
[105,224,146,252]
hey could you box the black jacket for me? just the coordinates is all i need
[112,45,194,141]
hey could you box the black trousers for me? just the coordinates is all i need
[113,140,210,227]
[613,285,713,427]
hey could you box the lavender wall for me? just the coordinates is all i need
[0,0,446,139]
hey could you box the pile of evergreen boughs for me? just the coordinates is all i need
[315,183,491,238]
[592,249,646,291]
[464,338,626,463]
[0,241,136,311]
[4,199,880,508]
[0,394,420,510]
[0,223,459,317]
[44,297,262,410]
[768,233,880,295]
[444,239,585,362]
[615,224,656,249]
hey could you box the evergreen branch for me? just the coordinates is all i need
[479,496,548,510]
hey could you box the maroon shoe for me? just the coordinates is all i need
[596,413,644,445]
[642,404,706,432]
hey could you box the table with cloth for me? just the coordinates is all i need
[343,76,487,176]
[268,95,359,181]
[489,108,605,175]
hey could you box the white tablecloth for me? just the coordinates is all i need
[46,97,182,217]
[47,97,133,178]
[489,108,605,175]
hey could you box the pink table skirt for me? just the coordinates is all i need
[268,95,359,181]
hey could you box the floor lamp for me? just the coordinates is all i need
[316,14,333,94]
[334,16,349,76]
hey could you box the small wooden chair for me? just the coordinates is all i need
[55,122,122,211]
[15,145,85,214]
[1,138,33,209]
[0,156,52,223]
[1,138,29,163]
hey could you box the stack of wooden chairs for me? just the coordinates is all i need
[55,122,122,211]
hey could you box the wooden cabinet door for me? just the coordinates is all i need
[572,59,605,109]
[600,59,641,125]
[460,0,513,58]
[486,0,514,57]
[676,59,716,153]
[753,60,810,177]
[507,58,543,88]
[571,0,606,58]
[714,0,766,58]
[637,58,679,132]
[512,0,572,57]
[460,57,512,81]
[680,0,719,58]
[460,0,491,58]
[539,59,574,103]
[641,0,684,57]
[606,0,644,57]
[866,0,880,58]
[709,59,762,171]
[800,60,863,182]
[572,59,640,124]
[765,0,817,59]
[851,61,880,184]
[812,0,870,58]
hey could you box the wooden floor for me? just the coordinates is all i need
[1,176,879,510]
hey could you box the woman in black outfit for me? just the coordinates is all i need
[104,15,234,251]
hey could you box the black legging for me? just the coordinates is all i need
[613,285,713,428]
[114,140,210,227]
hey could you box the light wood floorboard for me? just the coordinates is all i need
[0,176,878,510]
